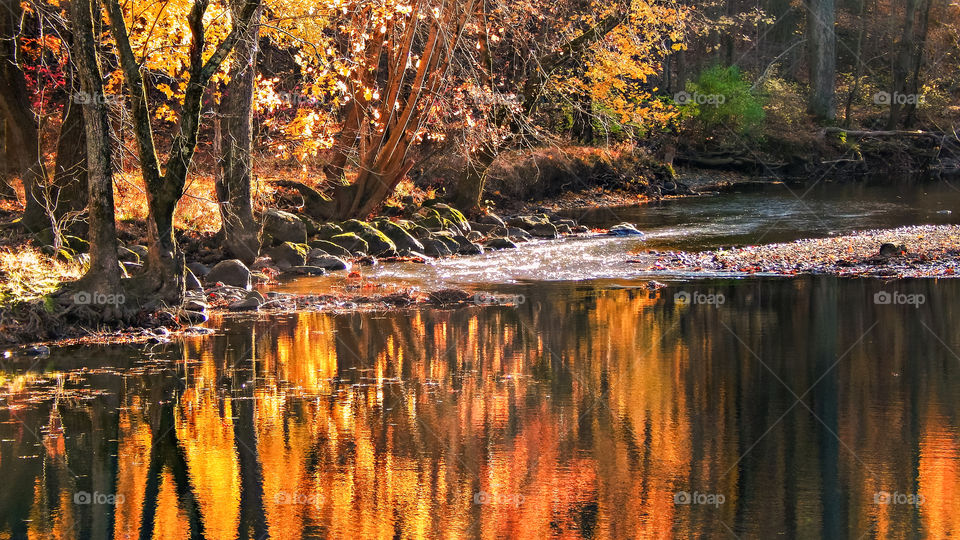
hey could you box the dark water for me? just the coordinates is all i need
[1,183,959,539]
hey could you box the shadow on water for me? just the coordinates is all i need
[1,277,958,538]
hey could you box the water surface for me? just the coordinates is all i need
[1,180,958,539]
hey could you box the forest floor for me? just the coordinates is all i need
[634,224,960,278]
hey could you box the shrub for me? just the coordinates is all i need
[681,65,765,135]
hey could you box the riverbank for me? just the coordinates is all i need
[636,224,960,278]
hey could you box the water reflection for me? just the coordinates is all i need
[1,277,958,538]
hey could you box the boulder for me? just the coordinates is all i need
[375,220,424,254]
[476,212,506,227]
[430,204,471,232]
[421,237,453,257]
[185,269,203,291]
[307,254,350,271]
[180,310,208,324]
[340,220,397,256]
[330,233,369,255]
[507,227,533,242]
[316,223,344,239]
[452,235,483,255]
[530,222,559,238]
[229,291,265,311]
[263,209,307,244]
[268,242,309,268]
[288,265,327,276]
[485,237,517,250]
[466,231,485,243]
[607,223,644,236]
[506,215,541,229]
[187,262,210,277]
[307,240,353,259]
[205,259,251,289]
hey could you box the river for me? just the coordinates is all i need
[1,179,958,538]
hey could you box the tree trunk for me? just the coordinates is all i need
[71,0,123,314]
[216,1,262,263]
[887,0,920,129]
[903,0,931,128]
[806,0,836,120]
[0,119,17,198]
[0,0,49,232]
[53,84,90,231]
[105,0,262,305]
[451,142,498,212]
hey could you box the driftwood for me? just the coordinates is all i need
[823,127,949,139]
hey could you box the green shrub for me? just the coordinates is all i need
[681,65,765,135]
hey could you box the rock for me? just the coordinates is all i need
[452,235,483,255]
[359,231,396,256]
[556,224,572,234]
[467,231,485,243]
[183,299,208,311]
[375,220,424,254]
[485,237,517,250]
[268,242,309,268]
[572,225,590,233]
[507,227,533,242]
[330,233,369,255]
[879,243,906,257]
[251,272,271,284]
[251,257,276,271]
[530,222,559,238]
[263,209,307,244]
[307,240,353,259]
[288,265,327,276]
[421,237,453,257]
[431,204,471,232]
[506,215,541,229]
[417,214,453,232]
[555,218,577,227]
[185,269,203,291]
[24,345,50,357]
[187,262,210,277]
[469,221,499,234]
[476,212,506,227]
[229,291,265,311]
[205,259,251,289]
[307,254,350,271]
[316,223,344,239]
[607,223,645,236]
[180,310,208,324]
[432,232,461,254]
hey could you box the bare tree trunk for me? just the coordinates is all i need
[903,0,931,128]
[71,0,123,315]
[53,80,90,232]
[216,0,262,263]
[0,118,17,198]
[843,0,867,127]
[105,0,262,305]
[887,0,920,129]
[806,0,836,120]
[0,0,49,231]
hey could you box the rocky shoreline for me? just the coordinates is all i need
[636,225,960,278]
